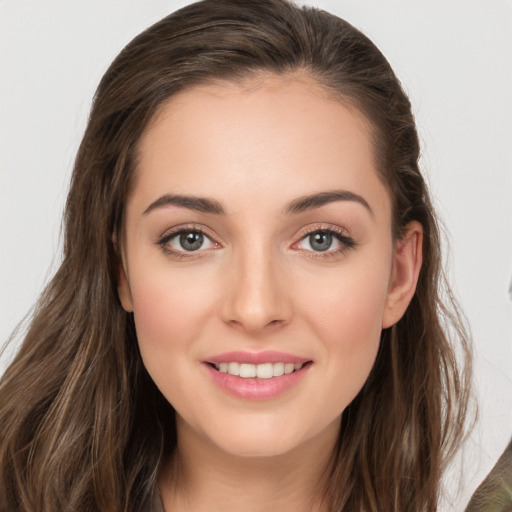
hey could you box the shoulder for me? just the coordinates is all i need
[465,438,512,512]
[151,486,165,512]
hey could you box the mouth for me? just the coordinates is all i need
[207,361,311,379]
[203,351,313,399]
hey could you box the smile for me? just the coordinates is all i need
[203,352,312,400]
[212,362,305,379]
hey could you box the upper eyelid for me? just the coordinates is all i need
[158,224,219,243]
[157,226,221,258]
[155,223,354,247]
[294,223,351,239]
[292,225,357,251]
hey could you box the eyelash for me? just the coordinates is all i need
[293,226,357,259]
[156,224,219,260]
[156,224,357,260]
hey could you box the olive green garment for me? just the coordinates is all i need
[465,438,512,512]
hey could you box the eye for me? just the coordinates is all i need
[158,228,219,256]
[303,231,336,252]
[294,228,356,255]
[172,231,209,252]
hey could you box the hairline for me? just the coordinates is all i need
[124,68,393,226]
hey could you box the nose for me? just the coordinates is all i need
[220,244,293,334]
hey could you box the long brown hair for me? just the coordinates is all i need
[0,1,472,510]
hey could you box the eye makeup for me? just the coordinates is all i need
[291,224,357,260]
[155,221,357,262]
[156,223,221,260]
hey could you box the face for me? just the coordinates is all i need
[118,74,421,458]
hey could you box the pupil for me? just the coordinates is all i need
[180,231,203,251]
[310,232,332,252]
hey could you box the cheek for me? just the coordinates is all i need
[128,265,215,380]
[304,263,389,338]
[297,261,390,397]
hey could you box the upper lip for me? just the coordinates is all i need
[205,350,311,365]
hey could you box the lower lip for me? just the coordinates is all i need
[203,363,311,400]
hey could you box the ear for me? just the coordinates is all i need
[113,234,134,312]
[382,221,423,329]
[117,263,134,312]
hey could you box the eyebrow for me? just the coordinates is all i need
[143,194,225,215]
[143,189,373,217]
[285,190,373,217]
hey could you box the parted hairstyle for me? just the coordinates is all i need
[0,1,472,511]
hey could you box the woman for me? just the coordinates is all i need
[0,1,472,510]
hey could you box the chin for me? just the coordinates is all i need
[187,411,340,461]
[213,433,306,459]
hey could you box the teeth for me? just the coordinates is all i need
[273,362,284,377]
[256,363,273,379]
[228,362,240,376]
[214,362,305,378]
[239,363,257,378]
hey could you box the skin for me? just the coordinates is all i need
[118,73,423,512]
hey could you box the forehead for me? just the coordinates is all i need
[130,74,391,219]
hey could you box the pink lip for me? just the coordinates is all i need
[202,351,312,401]
[205,350,310,365]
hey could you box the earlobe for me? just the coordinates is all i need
[113,234,134,312]
[382,221,423,329]
[117,264,134,312]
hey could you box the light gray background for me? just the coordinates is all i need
[1,1,511,509]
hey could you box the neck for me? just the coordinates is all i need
[158,417,339,512]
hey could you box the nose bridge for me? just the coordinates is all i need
[221,238,291,332]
